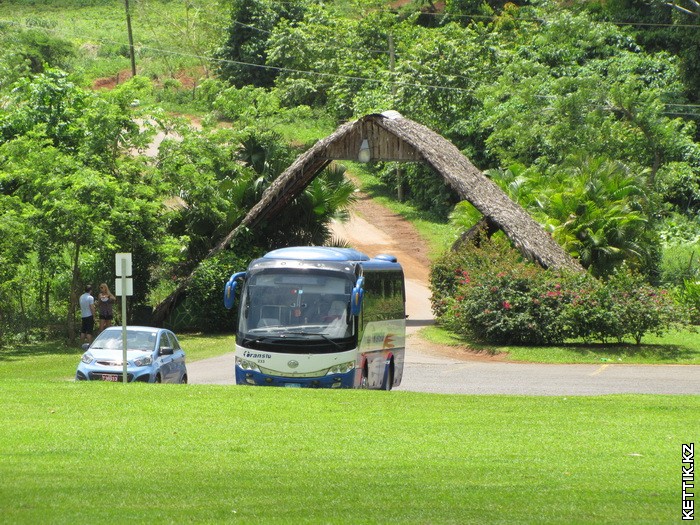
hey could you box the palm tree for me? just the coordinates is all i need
[259,162,357,247]
[537,156,654,277]
[479,157,655,277]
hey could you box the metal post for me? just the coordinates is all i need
[121,259,128,383]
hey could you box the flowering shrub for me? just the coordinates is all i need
[604,269,681,344]
[431,237,686,345]
[431,234,524,319]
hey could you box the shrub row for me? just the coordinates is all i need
[431,237,686,345]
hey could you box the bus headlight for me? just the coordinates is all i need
[326,362,354,375]
[236,357,261,372]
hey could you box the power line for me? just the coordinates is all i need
[416,11,700,29]
[3,16,700,110]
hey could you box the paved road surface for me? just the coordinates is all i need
[188,276,700,394]
[148,120,698,394]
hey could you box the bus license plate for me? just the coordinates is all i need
[102,374,119,382]
[285,383,301,388]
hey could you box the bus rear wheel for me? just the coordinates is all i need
[382,361,394,391]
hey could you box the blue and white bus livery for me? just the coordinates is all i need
[223,246,406,389]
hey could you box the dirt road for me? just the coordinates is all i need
[330,191,434,330]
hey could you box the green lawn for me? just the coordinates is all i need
[1,381,697,524]
[1,336,697,522]
[421,325,700,365]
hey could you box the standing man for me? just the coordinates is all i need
[79,285,96,345]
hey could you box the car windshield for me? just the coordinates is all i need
[238,270,354,341]
[90,330,157,352]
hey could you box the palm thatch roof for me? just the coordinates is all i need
[152,111,582,325]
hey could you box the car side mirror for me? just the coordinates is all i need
[81,343,90,351]
[159,347,174,356]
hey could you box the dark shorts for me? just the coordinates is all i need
[100,314,113,321]
[81,315,94,334]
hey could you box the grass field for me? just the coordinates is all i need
[0,0,214,84]
[421,325,700,365]
[1,336,698,523]
[1,380,697,524]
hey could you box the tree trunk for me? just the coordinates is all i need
[451,217,499,251]
[68,242,81,343]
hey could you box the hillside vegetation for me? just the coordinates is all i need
[0,0,699,343]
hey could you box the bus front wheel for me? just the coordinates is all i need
[360,365,369,389]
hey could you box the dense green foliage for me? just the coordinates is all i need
[207,0,700,280]
[1,0,700,342]
[0,68,354,342]
[431,235,685,345]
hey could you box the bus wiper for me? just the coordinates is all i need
[284,332,342,349]
[242,335,287,346]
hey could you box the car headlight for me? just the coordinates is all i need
[326,361,354,375]
[81,353,94,364]
[235,357,260,372]
[133,355,153,367]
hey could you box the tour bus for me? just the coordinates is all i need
[223,246,405,389]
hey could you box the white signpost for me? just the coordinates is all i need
[115,253,133,384]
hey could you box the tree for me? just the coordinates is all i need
[1,134,119,339]
[483,157,658,278]
[0,71,172,340]
[216,0,309,87]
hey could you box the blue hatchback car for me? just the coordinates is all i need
[76,326,188,383]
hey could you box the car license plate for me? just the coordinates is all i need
[285,383,301,388]
[102,374,119,382]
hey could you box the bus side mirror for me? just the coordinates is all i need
[350,277,364,316]
[224,272,246,310]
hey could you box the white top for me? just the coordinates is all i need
[79,293,95,318]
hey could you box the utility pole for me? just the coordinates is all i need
[389,34,403,202]
[388,33,396,100]
[124,0,137,77]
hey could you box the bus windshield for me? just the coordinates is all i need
[238,270,354,344]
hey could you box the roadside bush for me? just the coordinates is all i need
[431,233,519,319]
[603,268,682,344]
[677,279,700,325]
[445,270,577,345]
[377,163,458,221]
[431,237,687,345]
[166,248,253,332]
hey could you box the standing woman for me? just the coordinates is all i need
[97,283,117,332]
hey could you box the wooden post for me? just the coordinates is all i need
[124,0,137,77]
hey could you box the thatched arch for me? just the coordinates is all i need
[152,111,582,324]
